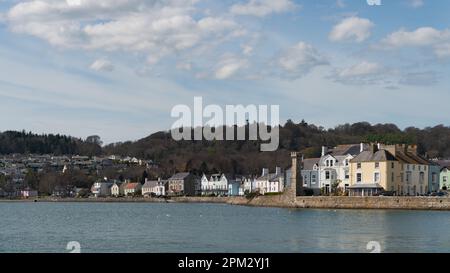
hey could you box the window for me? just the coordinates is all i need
[345,159,349,166]
[325,171,330,180]
[400,173,404,183]
[406,172,411,183]
[444,176,448,182]
[412,165,416,171]
[391,172,394,182]
[374,172,380,182]
[357,163,361,169]
[345,170,349,179]
[375,162,380,169]
[356,173,362,183]
[419,172,425,184]
[391,162,395,169]
[424,166,427,171]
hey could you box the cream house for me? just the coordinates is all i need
[349,144,431,196]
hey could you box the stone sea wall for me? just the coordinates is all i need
[3,195,450,210]
[182,195,450,210]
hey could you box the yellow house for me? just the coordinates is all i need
[349,144,430,196]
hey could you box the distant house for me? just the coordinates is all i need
[91,179,114,197]
[428,162,441,193]
[142,178,166,197]
[441,167,450,190]
[167,172,197,196]
[52,186,75,197]
[228,180,242,196]
[242,176,255,194]
[349,144,433,196]
[254,167,284,195]
[201,174,230,196]
[111,182,125,197]
[124,182,142,196]
[318,144,365,194]
[301,158,320,195]
[20,187,38,198]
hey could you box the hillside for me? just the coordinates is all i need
[0,131,102,156]
[103,120,450,175]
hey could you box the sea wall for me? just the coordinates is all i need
[174,195,450,210]
[292,196,450,210]
[3,195,450,210]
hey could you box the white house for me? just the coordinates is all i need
[201,173,230,196]
[318,144,366,194]
[20,188,38,198]
[142,179,166,197]
[111,182,125,197]
[254,167,284,195]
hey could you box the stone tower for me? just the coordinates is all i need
[289,152,302,198]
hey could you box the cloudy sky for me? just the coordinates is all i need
[0,0,449,143]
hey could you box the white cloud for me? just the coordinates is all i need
[331,61,390,85]
[230,0,296,17]
[5,0,243,66]
[90,59,114,72]
[380,27,449,47]
[379,27,450,58]
[214,55,248,80]
[329,17,374,43]
[338,61,382,78]
[276,42,328,79]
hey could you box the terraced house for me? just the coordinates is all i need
[318,144,367,194]
[349,144,432,196]
[200,173,230,196]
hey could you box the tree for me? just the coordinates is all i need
[86,135,103,146]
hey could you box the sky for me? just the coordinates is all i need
[0,0,449,143]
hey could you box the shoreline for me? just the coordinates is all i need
[1,195,450,211]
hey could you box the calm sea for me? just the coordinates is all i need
[0,202,449,253]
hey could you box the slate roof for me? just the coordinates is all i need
[350,150,397,163]
[142,180,165,189]
[435,160,450,168]
[169,172,191,180]
[302,158,320,170]
[330,144,365,156]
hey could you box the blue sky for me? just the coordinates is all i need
[0,0,449,143]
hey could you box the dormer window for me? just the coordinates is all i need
[375,162,380,169]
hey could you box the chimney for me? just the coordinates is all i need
[275,166,281,175]
[262,168,269,176]
[377,143,381,150]
[321,146,328,157]
[370,143,379,153]
[360,143,364,153]
[407,145,418,155]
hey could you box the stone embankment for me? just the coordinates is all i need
[2,195,450,210]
